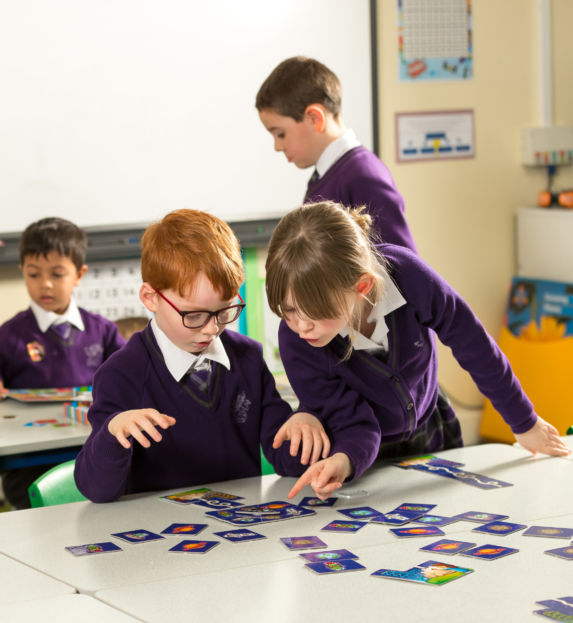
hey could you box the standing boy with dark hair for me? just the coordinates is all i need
[0,216,125,508]
[256,55,417,252]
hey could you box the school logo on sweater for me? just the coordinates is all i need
[84,343,104,367]
[233,391,251,424]
[26,341,45,362]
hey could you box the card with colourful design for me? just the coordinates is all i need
[321,520,368,533]
[168,539,220,554]
[459,544,518,560]
[534,608,573,621]
[299,496,337,508]
[161,523,208,536]
[390,526,445,538]
[412,514,456,527]
[65,542,122,556]
[471,521,527,536]
[419,539,477,555]
[523,526,573,539]
[160,488,243,505]
[369,512,420,526]
[305,559,366,574]
[111,530,164,544]
[213,529,266,543]
[280,536,327,551]
[299,549,358,563]
[206,503,314,525]
[544,546,573,560]
[391,503,437,514]
[453,511,509,523]
[371,560,473,586]
[235,501,294,515]
[205,510,263,525]
[535,597,573,617]
[337,506,382,520]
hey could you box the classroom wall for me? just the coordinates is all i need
[377,0,573,408]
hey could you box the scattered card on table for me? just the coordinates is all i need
[65,542,122,556]
[299,549,358,563]
[299,496,337,508]
[371,560,473,586]
[544,545,573,560]
[459,544,519,560]
[160,488,243,505]
[523,526,573,539]
[412,514,457,527]
[419,539,477,555]
[111,530,164,544]
[534,608,573,621]
[161,523,208,536]
[535,597,573,617]
[280,536,327,551]
[168,539,220,554]
[370,512,419,526]
[337,506,381,520]
[453,511,509,523]
[390,526,445,538]
[471,520,527,536]
[392,503,437,514]
[305,559,366,574]
[213,529,266,543]
[321,520,368,533]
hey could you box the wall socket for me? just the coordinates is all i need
[521,126,573,166]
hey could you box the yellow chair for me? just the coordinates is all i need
[28,460,87,507]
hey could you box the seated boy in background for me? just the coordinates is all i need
[74,209,328,503]
[0,217,125,509]
[256,55,418,253]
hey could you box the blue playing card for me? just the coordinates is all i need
[390,526,445,538]
[523,526,573,539]
[161,523,208,536]
[370,511,421,526]
[337,506,382,520]
[411,514,457,526]
[544,546,573,560]
[280,536,327,550]
[471,521,526,536]
[453,511,509,523]
[305,559,366,574]
[65,542,122,556]
[419,539,477,555]
[459,544,519,560]
[213,529,266,543]
[168,539,220,554]
[111,530,164,544]
[321,520,368,533]
[299,496,337,508]
[299,549,358,563]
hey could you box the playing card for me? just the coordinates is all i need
[111,530,164,544]
[459,544,519,560]
[390,526,445,538]
[168,539,220,554]
[161,523,208,536]
[391,503,437,514]
[543,546,573,560]
[453,511,509,523]
[160,488,243,504]
[205,510,263,525]
[471,521,527,536]
[65,542,122,556]
[369,511,421,526]
[419,539,477,555]
[190,497,244,510]
[236,502,293,515]
[299,496,337,508]
[280,536,327,550]
[213,529,266,543]
[299,549,358,563]
[534,609,573,622]
[523,526,573,539]
[411,514,457,527]
[371,560,473,586]
[305,559,366,574]
[536,598,573,616]
[321,520,368,533]
[337,506,382,520]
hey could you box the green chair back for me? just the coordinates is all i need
[567,426,573,435]
[28,459,87,508]
[260,446,275,475]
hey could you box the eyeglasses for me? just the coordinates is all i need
[153,289,245,329]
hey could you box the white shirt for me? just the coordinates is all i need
[30,298,85,333]
[339,271,406,352]
[150,317,231,382]
[315,128,361,178]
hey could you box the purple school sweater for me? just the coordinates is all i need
[74,325,305,502]
[0,308,125,389]
[279,244,537,480]
[304,146,418,253]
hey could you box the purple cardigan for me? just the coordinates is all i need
[279,244,537,480]
[74,325,305,502]
[305,146,418,253]
[0,308,125,389]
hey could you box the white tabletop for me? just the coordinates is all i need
[2,594,141,623]
[0,552,75,605]
[0,442,571,603]
[0,399,90,456]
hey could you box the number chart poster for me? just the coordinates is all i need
[397,0,473,81]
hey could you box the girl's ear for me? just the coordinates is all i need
[356,274,375,298]
[139,282,158,313]
[304,104,326,132]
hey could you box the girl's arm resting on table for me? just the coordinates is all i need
[514,416,570,456]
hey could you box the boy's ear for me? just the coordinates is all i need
[304,105,326,132]
[77,264,88,280]
[139,282,158,313]
[356,274,375,298]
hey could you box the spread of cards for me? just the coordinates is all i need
[64,486,573,616]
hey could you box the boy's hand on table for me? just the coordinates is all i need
[108,409,176,449]
[273,411,331,466]
[287,453,353,500]
[514,416,571,457]
[0,380,8,398]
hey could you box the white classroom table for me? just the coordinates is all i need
[0,399,91,470]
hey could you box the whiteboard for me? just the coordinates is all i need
[0,0,373,232]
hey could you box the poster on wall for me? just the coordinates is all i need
[397,0,473,81]
[395,109,474,163]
